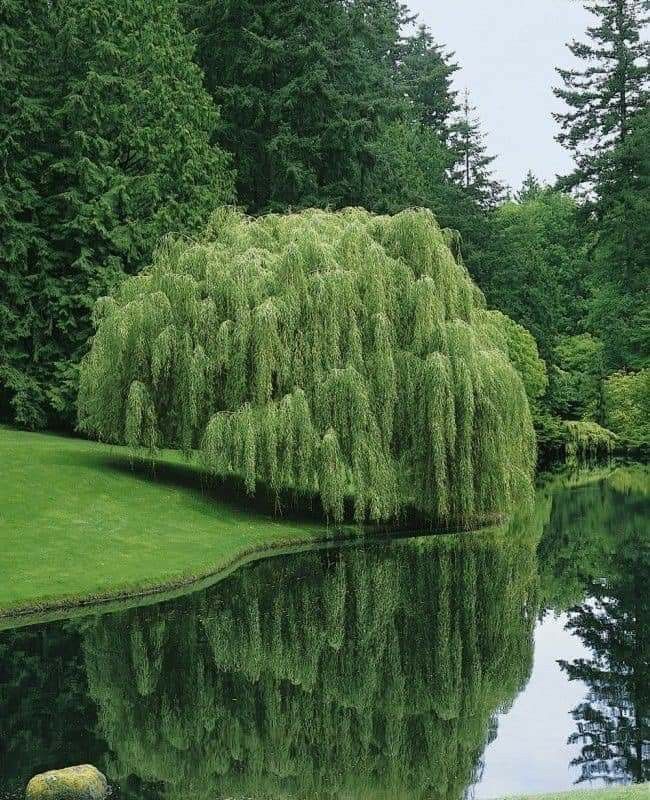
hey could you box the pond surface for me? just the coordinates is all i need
[1,465,648,799]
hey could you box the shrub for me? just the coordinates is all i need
[564,420,616,466]
[79,207,536,525]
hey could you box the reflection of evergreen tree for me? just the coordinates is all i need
[0,622,104,794]
[539,466,650,784]
[561,526,649,785]
[80,527,540,800]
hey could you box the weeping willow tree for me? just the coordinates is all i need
[79,516,542,800]
[79,207,537,525]
[564,420,616,466]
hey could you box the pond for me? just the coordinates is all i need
[1,465,648,799]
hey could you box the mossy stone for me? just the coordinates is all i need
[25,765,108,800]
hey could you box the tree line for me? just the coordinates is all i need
[1,0,648,456]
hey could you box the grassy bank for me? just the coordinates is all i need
[500,784,649,800]
[0,426,342,621]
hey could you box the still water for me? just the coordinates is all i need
[1,465,648,799]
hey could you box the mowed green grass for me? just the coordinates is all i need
[498,784,650,800]
[0,426,332,617]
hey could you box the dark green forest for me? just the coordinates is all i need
[1,0,648,460]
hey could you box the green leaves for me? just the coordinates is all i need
[79,207,536,526]
[0,0,233,429]
[588,108,650,372]
[604,369,650,444]
[553,0,649,191]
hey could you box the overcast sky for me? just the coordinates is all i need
[407,0,592,191]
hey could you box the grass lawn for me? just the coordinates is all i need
[0,426,340,621]
[498,785,650,800]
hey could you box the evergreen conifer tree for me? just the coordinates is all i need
[399,24,459,140]
[516,171,544,203]
[184,0,410,212]
[0,1,55,427]
[365,28,497,281]
[0,0,234,428]
[554,1,649,370]
[588,108,650,369]
[553,0,649,191]
[450,90,505,208]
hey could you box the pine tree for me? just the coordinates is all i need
[450,90,505,208]
[399,24,459,140]
[553,0,649,191]
[0,0,234,429]
[183,0,409,213]
[516,170,545,203]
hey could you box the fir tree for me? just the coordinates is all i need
[0,0,234,429]
[362,120,453,214]
[183,0,409,212]
[553,0,649,191]
[588,107,650,370]
[450,90,505,208]
[0,1,54,428]
[399,24,459,140]
[516,171,545,203]
[553,1,649,371]
[367,31,494,283]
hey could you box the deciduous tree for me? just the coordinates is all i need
[79,208,538,526]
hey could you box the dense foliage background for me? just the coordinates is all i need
[1,0,648,456]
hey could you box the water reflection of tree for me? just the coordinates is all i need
[0,623,104,794]
[542,467,650,785]
[80,526,541,800]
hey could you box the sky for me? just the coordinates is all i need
[407,0,593,191]
[474,613,591,798]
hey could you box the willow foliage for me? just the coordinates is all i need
[564,420,616,466]
[79,208,536,525]
[80,525,540,799]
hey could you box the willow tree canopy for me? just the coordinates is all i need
[79,207,537,525]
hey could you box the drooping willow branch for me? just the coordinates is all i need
[79,207,540,525]
[81,525,541,799]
